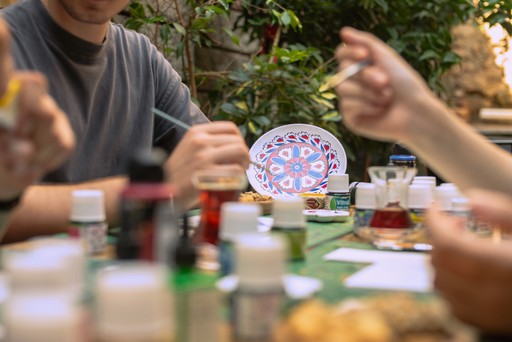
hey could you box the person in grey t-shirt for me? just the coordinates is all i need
[0,0,249,242]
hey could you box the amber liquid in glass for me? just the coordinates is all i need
[369,203,413,229]
[195,189,241,245]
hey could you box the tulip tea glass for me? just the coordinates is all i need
[367,166,417,250]
[192,169,247,270]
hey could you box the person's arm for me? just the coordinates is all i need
[335,27,512,195]
[2,176,126,243]
[404,95,512,194]
[427,189,512,334]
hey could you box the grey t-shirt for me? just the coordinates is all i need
[2,0,209,183]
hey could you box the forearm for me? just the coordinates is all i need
[404,96,512,195]
[2,176,127,243]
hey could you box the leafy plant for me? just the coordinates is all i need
[121,0,512,180]
[123,0,235,98]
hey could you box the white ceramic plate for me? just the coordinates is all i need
[303,209,350,222]
[247,124,347,197]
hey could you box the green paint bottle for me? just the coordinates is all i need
[271,197,306,261]
[326,174,350,211]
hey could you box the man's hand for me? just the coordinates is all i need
[0,19,75,201]
[165,121,249,209]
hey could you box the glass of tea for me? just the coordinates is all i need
[367,166,417,250]
[192,169,247,270]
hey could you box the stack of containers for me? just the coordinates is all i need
[3,239,87,341]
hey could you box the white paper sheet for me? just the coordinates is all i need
[323,247,427,264]
[324,247,433,293]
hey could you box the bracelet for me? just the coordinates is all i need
[0,194,21,212]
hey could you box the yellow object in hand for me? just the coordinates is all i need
[0,78,21,129]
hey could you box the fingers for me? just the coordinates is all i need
[467,189,512,232]
[7,72,74,176]
[337,71,392,106]
[0,18,13,96]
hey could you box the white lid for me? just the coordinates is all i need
[5,295,82,342]
[413,176,436,185]
[408,184,433,209]
[412,179,436,188]
[70,190,105,222]
[235,234,286,288]
[95,263,171,338]
[272,197,306,229]
[4,247,80,297]
[327,174,349,192]
[355,183,376,209]
[219,202,261,241]
[451,197,470,211]
[435,186,460,211]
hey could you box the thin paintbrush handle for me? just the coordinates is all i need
[321,59,371,90]
[151,107,266,171]
[152,107,191,130]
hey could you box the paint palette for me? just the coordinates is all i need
[247,124,346,197]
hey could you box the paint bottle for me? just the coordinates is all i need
[117,149,176,261]
[95,263,173,341]
[408,184,433,226]
[434,184,460,214]
[230,233,286,342]
[172,215,221,342]
[219,202,261,276]
[326,173,350,211]
[69,189,107,255]
[450,197,474,233]
[271,197,306,261]
[353,183,376,239]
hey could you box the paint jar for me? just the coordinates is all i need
[69,190,107,255]
[325,173,350,211]
[271,197,306,261]
[353,183,376,239]
[219,202,261,276]
[230,234,286,342]
[389,143,416,168]
[95,263,173,342]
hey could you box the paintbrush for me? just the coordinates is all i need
[320,59,371,92]
[151,107,266,171]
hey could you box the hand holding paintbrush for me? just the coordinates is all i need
[152,108,250,210]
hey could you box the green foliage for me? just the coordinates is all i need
[124,0,234,91]
[212,45,360,159]
[477,0,512,35]
[123,0,512,180]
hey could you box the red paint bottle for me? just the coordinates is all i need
[117,149,177,262]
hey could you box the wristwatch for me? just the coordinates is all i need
[0,194,21,212]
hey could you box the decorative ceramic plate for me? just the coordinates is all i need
[247,124,347,197]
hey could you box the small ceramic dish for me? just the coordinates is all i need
[303,209,350,223]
